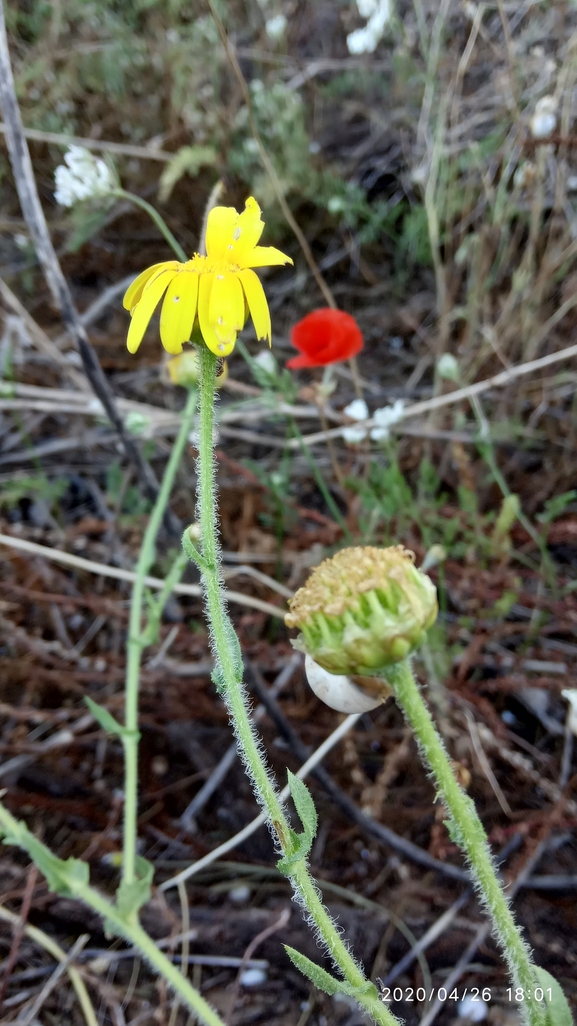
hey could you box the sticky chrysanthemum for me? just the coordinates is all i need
[285,546,438,676]
[123,197,292,358]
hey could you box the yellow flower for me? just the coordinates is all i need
[123,196,292,358]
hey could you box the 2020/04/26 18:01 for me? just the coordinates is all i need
[379,987,494,1003]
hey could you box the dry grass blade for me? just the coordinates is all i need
[0,907,97,1026]
[0,533,286,618]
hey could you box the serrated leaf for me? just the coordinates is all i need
[534,968,573,1026]
[277,772,318,874]
[288,771,318,843]
[158,145,217,202]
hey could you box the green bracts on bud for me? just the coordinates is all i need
[285,546,438,676]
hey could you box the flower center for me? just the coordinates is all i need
[186,254,240,274]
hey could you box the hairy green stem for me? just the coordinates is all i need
[114,189,188,262]
[123,387,197,893]
[385,660,546,1026]
[187,347,399,1026]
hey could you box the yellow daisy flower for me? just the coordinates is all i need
[123,196,292,358]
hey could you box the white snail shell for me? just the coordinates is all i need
[305,655,385,714]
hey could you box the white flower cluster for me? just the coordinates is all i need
[266,13,287,40]
[342,397,404,444]
[347,0,391,55]
[54,145,115,208]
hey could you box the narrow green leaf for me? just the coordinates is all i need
[288,771,318,844]
[534,968,572,1026]
[84,697,125,736]
[284,946,355,997]
[277,773,318,874]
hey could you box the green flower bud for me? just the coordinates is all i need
[285,545,438,676]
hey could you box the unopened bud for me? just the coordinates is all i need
[167,350,228,388]
[285,545,438,676]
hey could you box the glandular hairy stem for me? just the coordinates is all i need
[385,659,546,1026]
[188,345,400,1026]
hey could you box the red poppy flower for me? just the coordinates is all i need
[286,308,364,369]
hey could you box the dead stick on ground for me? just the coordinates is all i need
[0,4,174,523]
[0,864,38,1011]
[0,906,98,1026]
[18,934,90,1026]
[225,909,290,1026]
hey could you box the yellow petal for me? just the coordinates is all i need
[238,268,271,344]
[198,274,236,357]
[239,245,293,269]
[205,206,238,261]
[159,270,199,355]
[209,270,244,345]
[126,269,175,354]
[225,196,265,264]
[123,262,170,311]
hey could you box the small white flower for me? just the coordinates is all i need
[328,195,345,213]
[253,349,277,375]
[370,399,404,441]
[125,411,151,436]
[530,96,557,139]
[437,353,460,382]
[228,885,250,903]
[347,0,390,54]
[54,145,115,207]
[342,398,369,443]
[357,0,378,16]
[240,968,267,987]
[265,13,287,40]
[457,994,488,1021]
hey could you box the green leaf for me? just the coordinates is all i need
[284,947,379,1003]
[284,947,355,997]
[0,812,89,896]
[117,857,154,919]
[534,968,573,1026]
[67,200,115,252]
[277,772,318,874]
[288,771,318,845]
[84,697,139,741]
